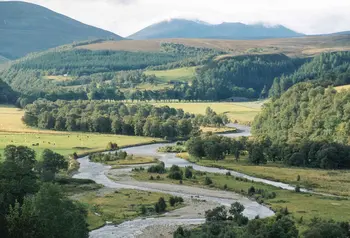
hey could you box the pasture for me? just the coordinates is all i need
[145,67,197,82]
[152,101,264,123]
[0,106,161,158]
[335,84,350,91]
[79,189,178,230]
[184,154,350,197]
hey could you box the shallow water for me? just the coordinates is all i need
[74,124,276,237]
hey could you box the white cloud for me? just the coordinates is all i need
[2,0,350,36]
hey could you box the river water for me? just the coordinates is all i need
[73,124,295,237]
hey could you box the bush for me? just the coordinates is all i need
[224,184,228,190]
[185,167,193,179]
[147,162,166,174]
[205,177,213,185]
[155,197,167,213]
[149,176,154,180]
[140,205,147,215]
[168,171,183,180]
[295,185,301,193]
[226,171,231,176]
[248,186,256,196]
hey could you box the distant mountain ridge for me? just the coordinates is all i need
[129,19,304,40]
[0,1,123,59]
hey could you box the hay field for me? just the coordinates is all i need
[152,101,264,123]
[0,106,160,158]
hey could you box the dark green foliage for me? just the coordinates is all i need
[38,149,68,181]
[6,183,88,238]
[0,79,17,104]
[140,205,147,215]
[303,220,347,238]
[169,196,184,207]
[253,83,350,169]
[148,162,166,174]
[23,100,196,138]
[155,197,167,213]
[13,49,181,76]
[269,51,350,97]
[184,167,193,179]
[204,177,213,185]
[205,206,227,222]
[187,134,245,161]
[295,185,301,193]
[89,151,128,163]
[184,54,303,100]
[0,145,88,238]
[168,165,183,180]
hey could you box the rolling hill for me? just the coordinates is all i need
[0,1,123,59]
[129,19,304,40]
[78,34,350,57]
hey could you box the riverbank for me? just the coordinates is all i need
[127,166,350,223]
[179,153,350,197]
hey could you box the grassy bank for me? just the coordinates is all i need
[78,189,183,230]
[179,153,350,197]
[131,169,350,223]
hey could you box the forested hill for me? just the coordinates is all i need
[129,19,303,40]
[0,78,18,104]
[253,82,350,145]
[192,54,305,100]
[0,1,122,59]
[269,51,350,97]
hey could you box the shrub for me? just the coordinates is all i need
[147,162,166,174]
[248,186,256,196]
[168,171,183,180]
[155,197,167,213]
[140,205,147,215]
[226,171,231,176]
[149,176,154,180]
[295,185,301,193]
[205,177,213,185]
[185,167,193,179]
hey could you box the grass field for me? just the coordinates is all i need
[0,106,161,158]
[132,169,350,223]
[335,84,350,91]
[145,67,197,82]
[180,153,350,197]
[152,101,264,123]
[79,189,180,230]
[77,35,350,57]
[43,75,74,81]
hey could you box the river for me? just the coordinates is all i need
[73,124,294,237]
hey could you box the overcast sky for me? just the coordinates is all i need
[3,0,350,36]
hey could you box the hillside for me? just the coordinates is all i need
[253,82,350,145]
[0,78,17,104]
[78,34,350,57]
[129,19,303,40]
[0,1,123,59]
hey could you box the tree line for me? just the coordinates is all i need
[186,133,350,169]
[23,101,227,139]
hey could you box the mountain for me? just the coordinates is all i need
[0,1,123,59]
[129,19,304,40]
